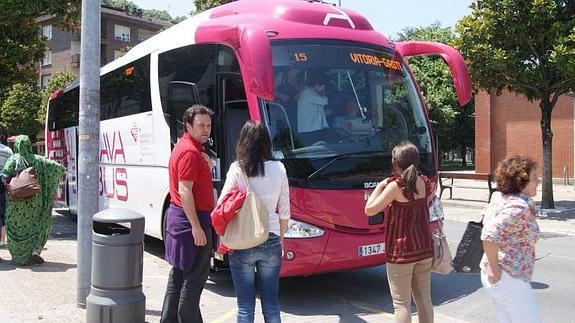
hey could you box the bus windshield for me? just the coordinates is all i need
[265,40,434,189]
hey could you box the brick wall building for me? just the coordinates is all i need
[475,90,574,180]
[37,6,172,88]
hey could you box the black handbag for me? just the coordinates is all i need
[452,220,484,273]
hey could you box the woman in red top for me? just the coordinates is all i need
[365,141,434,323]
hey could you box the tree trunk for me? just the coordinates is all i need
[460,145,467,167]
[540,99,555,209]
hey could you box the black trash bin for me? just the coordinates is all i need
[86,208,146,323]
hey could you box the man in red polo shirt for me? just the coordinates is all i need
[161,105,215,323]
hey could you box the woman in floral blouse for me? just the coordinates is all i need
[481,155,541,323]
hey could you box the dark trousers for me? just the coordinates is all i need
[160,226,212,323]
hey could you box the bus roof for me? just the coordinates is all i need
[103,0,392,74]
[54,0,394,96]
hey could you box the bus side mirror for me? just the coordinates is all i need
[237,24,274,101]
[395,41,472,107]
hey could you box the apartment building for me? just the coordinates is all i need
[37,5,173,88]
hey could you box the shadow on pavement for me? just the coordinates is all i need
[278,267,393,323]
[431,272,482,305]
[205,270,236,297]
[0,259,76,272]
[145,309,162,317]
[144,236,165,260]
[531,281,549,290]
[536,199,575,221]
[51,209,78,241]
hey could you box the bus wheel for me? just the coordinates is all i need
[210,252,229,272]
[209,255,230,280]
[162,205,168,244]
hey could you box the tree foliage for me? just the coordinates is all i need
[142,9,172,22]
[0,0,80,100]
[38,70,77,125]
[193,0,235,14]
[396,23,475,165]
[0,83,42,139]
[454,0,575,208]
[102,0,184,23]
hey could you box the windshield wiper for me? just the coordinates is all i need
[305,150,387,182]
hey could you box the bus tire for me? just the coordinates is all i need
[161,198,170,243]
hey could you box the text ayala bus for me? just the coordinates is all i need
[46,0,471,277]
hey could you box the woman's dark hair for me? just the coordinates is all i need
[391,141,420,194]
[307,71,328,87]
[183,104,214,131]
[495,155,537,195]
[236,120,275,177]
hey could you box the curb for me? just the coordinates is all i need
[441,200,575,220]
[439,200,485,210]
[537,208,575,218]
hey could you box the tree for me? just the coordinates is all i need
[102,0,183,23]
[142,9,172,22]
[0,83,42,140]
[397,23,475,166]
[38,70,77,125]
[0,0,80,100]
[102,0,138,12]
[172,16,188,24]
[192,0,235,14]
[454,0,575,208]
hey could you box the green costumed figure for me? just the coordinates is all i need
[1,135,65,265]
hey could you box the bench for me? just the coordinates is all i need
[439,172,498,203]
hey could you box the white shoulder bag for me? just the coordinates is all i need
[221,172,270,250]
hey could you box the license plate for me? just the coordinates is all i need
[358,243,385,256]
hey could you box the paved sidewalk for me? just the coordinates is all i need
[1,179,572,322]
[438,178,575,235]
[0,213,473,323]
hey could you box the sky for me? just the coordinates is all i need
[133,0,474,39]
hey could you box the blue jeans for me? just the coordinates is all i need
[229,233,282,323]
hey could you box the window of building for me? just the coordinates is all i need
[70,41,81,55]
[42,24,52,40]
[42,49,53,66]
[101,20,107,39]
[100,55,152,120]
[41,74,51,89]
[114,24,130,42]
[138,29,154,42]
[101,44,107,65]
[70,41,81,65]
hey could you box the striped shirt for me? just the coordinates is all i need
[384,177,434,264]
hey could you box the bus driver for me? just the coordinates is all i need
[297,72,331,134]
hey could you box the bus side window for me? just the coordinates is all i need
[222,77,248,169]
[158,44,218,147]
[167,81,200,146]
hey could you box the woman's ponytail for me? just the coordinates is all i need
[392,141,420,194]
[401,164,419,194]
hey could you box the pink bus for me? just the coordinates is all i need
[46,0,471,277]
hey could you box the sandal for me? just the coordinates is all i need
[31,254,44,264]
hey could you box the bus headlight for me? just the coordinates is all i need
[284,219,324,238]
